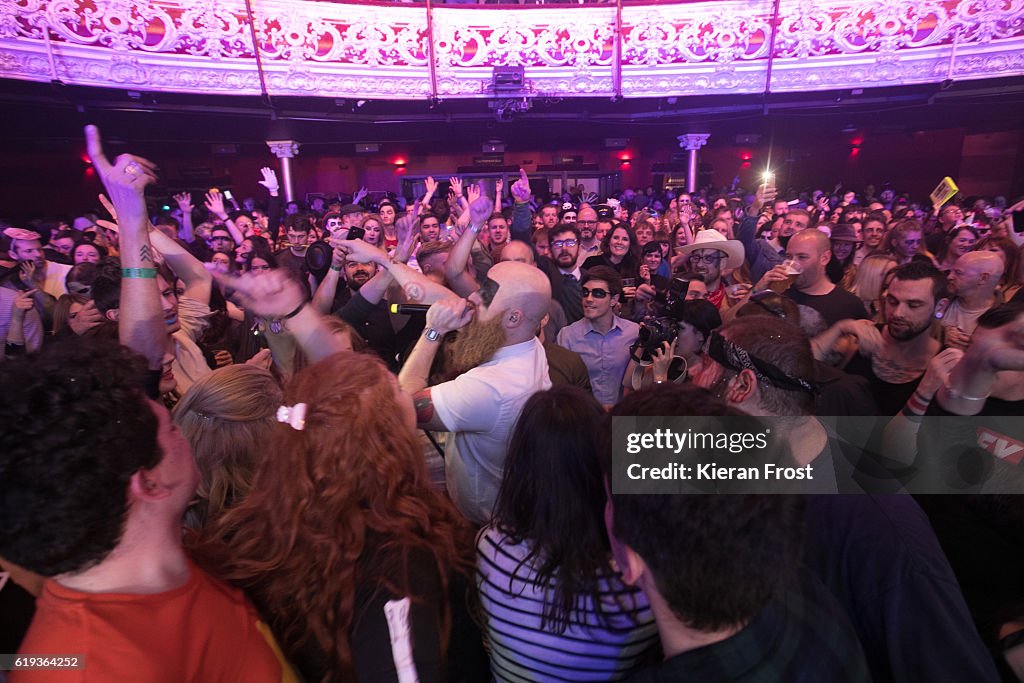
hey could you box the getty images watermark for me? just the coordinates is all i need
[610,416,1024,495]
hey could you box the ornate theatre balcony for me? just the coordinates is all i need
[1,0,1022,99]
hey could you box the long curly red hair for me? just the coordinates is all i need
[189,352,472,680]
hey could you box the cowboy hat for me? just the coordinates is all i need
[677,228,745,270]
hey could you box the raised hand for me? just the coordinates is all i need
[449,177,464,198]
[205,190,228,220]
[423,176,437,201]
[258,167,279,194]
[98,193,118,222]
[173,192,193,212]
[353,186,368,204]
[582,191,598,204]
[84,126,155,226]
[327,236,347,270]
[753,183,774,218]
[494,177,504,196]
[511,168,532,203]
[454,202,471,233]
[469,182,492,226]
[394,228,419,264]
[466,182,481,206]
[331,237,387,266]
[211,268,306,319]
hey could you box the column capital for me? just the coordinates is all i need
[266,140,300,158]
[677,134,710,151]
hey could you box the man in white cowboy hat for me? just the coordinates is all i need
[677,228,746,310]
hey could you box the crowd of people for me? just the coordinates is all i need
[1,124,1023,682]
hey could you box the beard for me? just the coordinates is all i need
[442,313,508,379]
[887,316,931,341]
[348,273,371,291]
[778,233,793,249]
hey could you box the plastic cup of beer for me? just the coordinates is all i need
[769,259,802,293]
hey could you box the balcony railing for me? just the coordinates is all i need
[2,0,1022,99]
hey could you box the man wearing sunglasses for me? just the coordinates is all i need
[556,265,639,408]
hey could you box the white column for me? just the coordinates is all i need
[677,134,710,194]
[266,140,300,203]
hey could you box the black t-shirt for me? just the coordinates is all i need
[336,292,422,372]
[786,286,868,327]
[804,495,999,682]
[627,569,869,683]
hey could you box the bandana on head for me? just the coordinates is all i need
[706,330,816,395]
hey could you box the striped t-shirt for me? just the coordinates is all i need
[476,526,659,682]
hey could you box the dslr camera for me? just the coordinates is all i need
[630,316,678,364]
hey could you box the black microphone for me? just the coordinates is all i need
[389,303,430,315]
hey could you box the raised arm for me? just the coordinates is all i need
[148,225,212,305]
[414,176,437,220]
[311,243,345,315]
[85,125,165,370]
[338,239,458,305]
[509,169,534,243]
[173,192,195,243]
[214,268,347,364]
[494,177,504,215]
[205,190,244,246]
[258,167,283,242]
[445,183,489,297]
[398,299,473,430]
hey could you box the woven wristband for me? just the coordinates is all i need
[122,268,158,279]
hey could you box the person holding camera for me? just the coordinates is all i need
[621,298,722,394]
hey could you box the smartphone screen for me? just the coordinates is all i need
[346,227,366,241]
[1013,211,1024,234]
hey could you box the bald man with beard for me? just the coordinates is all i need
[398,261,553,524]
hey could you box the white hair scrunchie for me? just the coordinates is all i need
[276,403,307,431]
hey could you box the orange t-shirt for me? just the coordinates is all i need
[12,561,297,683]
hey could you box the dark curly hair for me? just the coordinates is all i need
[0,337,161,576]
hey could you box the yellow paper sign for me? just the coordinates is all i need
[930,177,959,208]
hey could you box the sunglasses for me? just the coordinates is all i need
[581,287,609,299]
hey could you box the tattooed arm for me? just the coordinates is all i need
[85,125,166,370]
[398,298,473,429]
